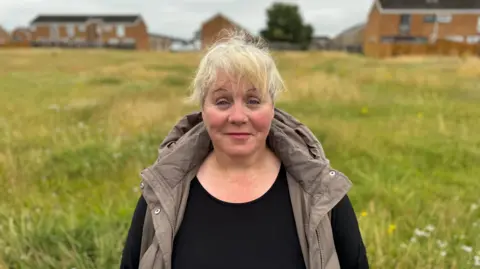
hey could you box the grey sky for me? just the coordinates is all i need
[0,0,373,39]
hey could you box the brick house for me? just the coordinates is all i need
[0,26,10,45]
[199,13,251,50]
[364,0,480,56]
[29,14,149,50]
[11,27,32,42]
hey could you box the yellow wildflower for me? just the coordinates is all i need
[388,224,397,234]
[360,211,368,217]
[361,107,369,115]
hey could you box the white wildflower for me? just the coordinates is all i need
[436,240,447,248]
[474,255,480,266]
[471,203,479,211]
[461,245,473,253]
[414,228,430,237]
[425,224,435,232]
[48,104,60,111]
[440,251,447,257]
[410,237,417,243]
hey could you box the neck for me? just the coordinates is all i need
[211,145,271,174]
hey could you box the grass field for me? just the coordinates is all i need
[0,48,479,269]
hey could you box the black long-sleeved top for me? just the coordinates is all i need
[120,165,369,269]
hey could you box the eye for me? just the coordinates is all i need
[247,98,261,105]
[215,99,230,108]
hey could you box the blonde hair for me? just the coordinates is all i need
[188,29,286,107]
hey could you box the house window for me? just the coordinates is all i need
[66,24,75,37]
[437,15,452,23]
[399,14,411,34]
[446,35,464,43]
[116,25,125,37]
[50,24,59,40]
[78,25,86,32]
[466,36,480,44]
[424,15,436,23]
[381,36,427,44]
[477,16,480,33]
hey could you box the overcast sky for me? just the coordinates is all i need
[0,0,373,39]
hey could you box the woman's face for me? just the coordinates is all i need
[202,71,274,159]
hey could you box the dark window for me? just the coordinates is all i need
[381,36,428,44]
[424,15,436,23]
[399,14,411,34]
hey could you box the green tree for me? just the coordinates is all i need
[260,2,314,50]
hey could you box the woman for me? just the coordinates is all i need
[120,31,369,269]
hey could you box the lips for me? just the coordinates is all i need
[226,132,251,139]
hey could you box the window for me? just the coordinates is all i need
[50,24,59,40]
[424,15,436,23]
[399,14,411,34]
[437,15,452,23]
[78,25,86,32]
[66,24,75,37]
[477,16,480,33]
[446,35,464,43]
[467,35,480,44]
[116,25,125,37]
[381,36,428,44]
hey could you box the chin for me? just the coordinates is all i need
[221,144,259,158]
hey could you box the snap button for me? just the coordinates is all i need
[329,171,336,176]
[154,208,161,215]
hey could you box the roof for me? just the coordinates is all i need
[0,26,9,36]
[200,13,254,36]
[149,33,190,43]
[378,0,480,12]
[334,23,366,38]
[30,14,142,24]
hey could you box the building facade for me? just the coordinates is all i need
[199,13,250,50]
[364,0,480,54]
[29,14,149,50]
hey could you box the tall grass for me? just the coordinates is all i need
[0,49,479,268]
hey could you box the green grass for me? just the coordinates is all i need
[0,49,479,269]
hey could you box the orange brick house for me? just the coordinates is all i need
[199,13,251,50]
[364,0,480,56]
[29,14,149,50]
[0,26,10,45]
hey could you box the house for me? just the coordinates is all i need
[28,14,149,50]
[0,26,10,45]
[148,33,194,51]
[199,13,252,50]
[331,23,366,53]
[149,33,174,51]
[364,0,480,56]
[309,36,333,50]
[11,27,32,42]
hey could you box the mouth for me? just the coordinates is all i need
[225,132,251,138]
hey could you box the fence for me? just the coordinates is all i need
[0,41,30,49]
[365,39,480,58]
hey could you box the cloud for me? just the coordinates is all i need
[0,0,373,38]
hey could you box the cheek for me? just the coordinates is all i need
[203,107,227,131]
[250,108,274,133]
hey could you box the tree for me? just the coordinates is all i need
[260,2,314,50]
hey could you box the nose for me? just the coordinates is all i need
[228,102,247,124]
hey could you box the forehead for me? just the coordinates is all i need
[209,73,256,96]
